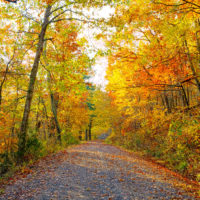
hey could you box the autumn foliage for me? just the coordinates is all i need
[0,0,200,183]
[0,0,107,174]
[104,0,200,180]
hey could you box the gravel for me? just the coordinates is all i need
[0,141,197,200]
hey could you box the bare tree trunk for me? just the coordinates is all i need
[18,5,52,160]
[180,84,189,107]
[35,96,41,133]
[0,61,11,107]
[11,80,19,139]
[85,129,88,141]
[43,38,62,143]
[0,48,15,108]
[160,94,165,107]
[195,19,200,70]
[88,120,92,141]
[186,86,190,106]
[79,130,82,141]
[50,91,61,143]
[41,97,49,139]
[163,92,171,113]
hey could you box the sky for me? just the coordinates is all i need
[81,6,114,88]
[0,2,114,88]
[90,57,108,88]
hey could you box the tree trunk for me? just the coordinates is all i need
[163,92,171,113]
[195,19,200,70]
[43,38,62,143]
[50,92,61,143]
[0,62,10,107]
[185,40,200,93]
[0,87,2,108]
[180,84,189,107]
[85,129,88,141]
[35,97,41,133]
[79,130,82,141]
[17,5,52,160]
[88,120,92,141]
[41,97,49,140]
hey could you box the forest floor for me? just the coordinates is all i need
[0,141,199,200]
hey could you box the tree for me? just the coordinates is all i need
[102,0,200,179]
[4,0,117,159]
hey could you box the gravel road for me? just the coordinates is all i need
[0,141,197,200]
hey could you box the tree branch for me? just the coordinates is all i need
[50,17,94,24]
[182,0,200,9]
[22,14,41,24]
[4,0,17,3]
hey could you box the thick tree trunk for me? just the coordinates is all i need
[18,5,52,160]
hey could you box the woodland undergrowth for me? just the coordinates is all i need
[0,131,79,182]
[106,111,200,182]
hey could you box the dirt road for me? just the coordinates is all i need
[0,142,197,200]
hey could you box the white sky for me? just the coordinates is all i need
[0,2,114,88]
[81,6,114,88]
[90,56,108,87]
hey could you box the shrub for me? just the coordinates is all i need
[62,132,79,147]
[24,134,43,160]
[0,152,12,175]
[106,112,200,180]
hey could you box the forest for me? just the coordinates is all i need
[0,0,200,188]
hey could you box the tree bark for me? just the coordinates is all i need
[180,84,189,107]
[88,119,92,140]
[41,97,49,140]
[0,60,11,107]
[85,129,88,141]
[17,5,52,160]
[163,92,171,113]
[195,19,200,69]
[43,38,62,143]
[50,91,61,143]
[185,40,200,93]
[35,96,41,133]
